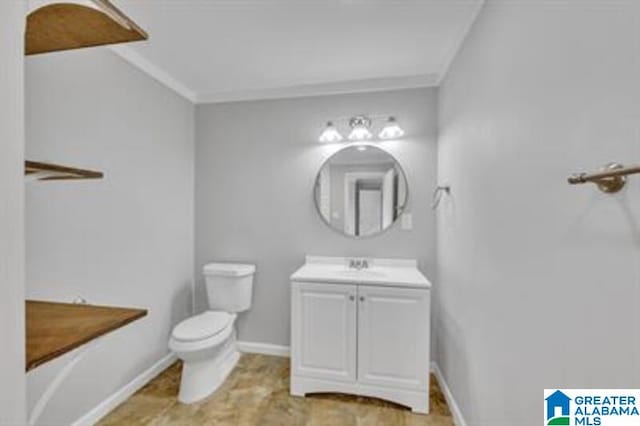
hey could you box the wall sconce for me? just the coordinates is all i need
[378,116,405,140]
[318,121,343,143]
[318,115,405,143]
[347,116,373,141]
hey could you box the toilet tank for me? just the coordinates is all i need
[203,263,255,312]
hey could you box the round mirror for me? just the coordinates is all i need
[314,145,408,237]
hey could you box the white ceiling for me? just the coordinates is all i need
[114,0,484,103]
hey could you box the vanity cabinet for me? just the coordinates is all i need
[357,285,430,392]
[291,282,357,383]
[291,280,431,413]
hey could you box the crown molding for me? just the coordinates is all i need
[109,22,483,107]
[436,0,485,86]
[108,45,198,103]
[106,46,437,105]
[194,74,439,104]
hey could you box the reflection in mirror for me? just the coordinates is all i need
[314,145,408,237]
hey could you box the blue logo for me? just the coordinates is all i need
[546,390,571,425]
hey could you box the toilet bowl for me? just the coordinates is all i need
[169,263,255,404]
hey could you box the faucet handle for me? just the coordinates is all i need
[347,258,369,270]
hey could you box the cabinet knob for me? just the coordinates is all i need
[359,296,365,302]
[349,295,355,301]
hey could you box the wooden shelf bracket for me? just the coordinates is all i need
[25,161,104,182]
[26,0,148,56]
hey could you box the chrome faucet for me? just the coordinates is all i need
[348,259,369,270]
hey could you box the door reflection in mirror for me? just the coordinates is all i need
[314,145,408,237]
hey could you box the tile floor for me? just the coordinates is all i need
[99,354,454,425]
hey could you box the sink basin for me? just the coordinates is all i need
[336,269,387,278]
[290,256,431,288]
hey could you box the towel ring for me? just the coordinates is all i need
[431,186,450,209]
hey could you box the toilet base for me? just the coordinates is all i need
[178,339,240,404]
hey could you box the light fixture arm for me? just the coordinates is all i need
[348,115,372,129]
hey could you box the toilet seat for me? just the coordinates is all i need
[172,311,234,342]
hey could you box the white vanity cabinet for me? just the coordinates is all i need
[291,282,357,383]
[290,256,432,414]
[356,285,430,392]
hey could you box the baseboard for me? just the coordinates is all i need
[430,362,466,426]
[72,353,177,426]
[236,341,290,357]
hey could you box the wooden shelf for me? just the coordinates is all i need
[26,0,148,56]
[25,160,104,181]
[26,300,147,371]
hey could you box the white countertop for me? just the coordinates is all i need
[290,256,431,289]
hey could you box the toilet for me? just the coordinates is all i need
[169,262,255,404]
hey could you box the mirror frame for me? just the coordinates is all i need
[313,144,409,239]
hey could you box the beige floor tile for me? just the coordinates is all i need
[99,354,454,426]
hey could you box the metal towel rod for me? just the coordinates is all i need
[568,162,640,193]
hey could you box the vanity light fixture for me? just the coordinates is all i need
[318,121,343,143]
[378,116,405,140]
[318,115,405,143]
[347,116,373,141]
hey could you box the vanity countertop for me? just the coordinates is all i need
[26,300,147,371]
[290,256,431,289]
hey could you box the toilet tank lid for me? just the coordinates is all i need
[203,262,256,277]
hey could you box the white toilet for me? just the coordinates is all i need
[169,262,255,404]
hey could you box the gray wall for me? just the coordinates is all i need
[0,2,26,424]
[196,88,437,345]
[25,49,195,424]
[436,1,640,424]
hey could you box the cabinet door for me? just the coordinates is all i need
[291,282,357,382]
[357,285,430,391]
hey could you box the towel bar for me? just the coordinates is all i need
[568,163,640,193]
